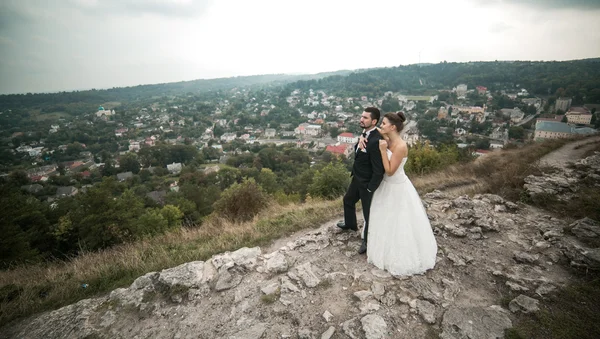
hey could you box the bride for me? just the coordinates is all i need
[366,111,438,276]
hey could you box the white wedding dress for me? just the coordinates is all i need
[367,150,438,276]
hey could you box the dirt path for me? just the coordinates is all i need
[436,136,600,198]
[539,136,600,169]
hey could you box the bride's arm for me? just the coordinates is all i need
[379,140,407,176]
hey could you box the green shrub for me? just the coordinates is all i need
[405,142,448,174]
[213,178,270,222]
[308,162,350,199]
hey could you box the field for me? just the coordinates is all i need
[31,111,71,121]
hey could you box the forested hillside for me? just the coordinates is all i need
[286,59,600,104]
[0,70,352,112]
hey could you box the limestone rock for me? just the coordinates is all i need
[371,281,385,298]
[294,262,321,288]
[228,323,267,339]
[260,282,280,295]
[506,281,529,292]
[215,267,243,292]
[535,283,556,296]
[360,302,381,314]
[440,306,512,339]
[265,251,289,273]
[509,294,540,313]
[424,190,447,199]
[320,326,335,339]
[570,217,600,239]
[298,328,314,339]
[361,314,388,339]
[157,261,206,289]
[322,310,333,322]
[212,247,261,271]
[447,252,466,266]
[416,299,437,324]
[342,318,361,339]
[513,251,539,264]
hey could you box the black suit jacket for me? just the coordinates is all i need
[351,129,385,192]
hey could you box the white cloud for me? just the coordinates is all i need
[0,0,599,94]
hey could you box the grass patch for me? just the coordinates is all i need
[260,291,280,304]
[317,278,332,289]
[31,111,71,121]
[0,199,341,328]
[505,277,600,339]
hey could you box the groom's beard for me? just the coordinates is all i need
[361,124,375,130]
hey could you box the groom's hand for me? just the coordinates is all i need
[358,136,367,150]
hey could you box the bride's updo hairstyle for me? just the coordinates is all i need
[384,111,406,133]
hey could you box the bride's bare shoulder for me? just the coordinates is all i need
[394,139,408,157]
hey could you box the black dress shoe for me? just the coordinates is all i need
[358,242,367,254]
[336,221,358,231]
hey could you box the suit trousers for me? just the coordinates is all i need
[343,176,373,243]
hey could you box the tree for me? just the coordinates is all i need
[215,167,242,190]
[594,113,600,129]
[0,187,50,267]
[561,115,568,123]
[509,126,525,140]
[202,146,220,162]
[257,168,278,194]
[119,153,141,174]
[9,170,29,187]
[329,127,340,139]
[474,139,490,150]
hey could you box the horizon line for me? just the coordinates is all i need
[2,57,598,96]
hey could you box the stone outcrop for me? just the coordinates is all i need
[4,152,600,338]
[524,152,600,200]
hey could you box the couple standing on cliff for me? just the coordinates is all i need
[336,107,437,276]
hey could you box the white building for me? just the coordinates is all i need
[337,132,358,144]
[454,128,467,136]
[264,128,276,138]
[565,107,593,125]
[555,97,572,112]
[294,123,322,137]
[128,141,141,152]
[220,133,237,142]
[456,84,468,97]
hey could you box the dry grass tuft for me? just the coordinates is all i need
[412,138,573,199]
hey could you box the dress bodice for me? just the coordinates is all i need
[384,149,408,184]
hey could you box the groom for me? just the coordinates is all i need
[337,107,384,254]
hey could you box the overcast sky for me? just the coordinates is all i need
[1,0,599,94]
